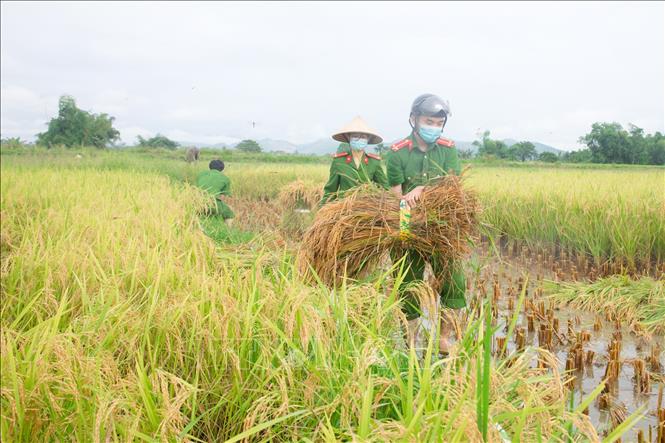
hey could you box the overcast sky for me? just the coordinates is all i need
[1,1,663,149]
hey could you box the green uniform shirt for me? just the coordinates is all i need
[321,143,389,204]
[386,132,461,194]
[196,169,235,219]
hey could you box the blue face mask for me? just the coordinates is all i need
[417,125,442,143]
[349,137,368,150]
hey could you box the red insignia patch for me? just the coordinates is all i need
[436,138,455,148]
[391,138,413,151]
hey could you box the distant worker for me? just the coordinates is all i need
[321,116,388,204]
[196,159,235,224]
[386,93,464,354]
[185,147,200,163]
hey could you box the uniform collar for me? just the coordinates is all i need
[409,131,436,152]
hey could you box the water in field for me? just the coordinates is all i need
[467,245,664,441]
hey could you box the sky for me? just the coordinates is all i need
[1,1,663,149]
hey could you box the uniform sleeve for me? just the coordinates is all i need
[373,162,389,189]
[386,152,405,187]
[447,148,462,175]
[321,160,340,204]
[219,176,232,196]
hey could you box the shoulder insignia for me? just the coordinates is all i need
[436,138,455,148]
[332,152,348,158]
[391,138,413,151]
[365,153,382,161]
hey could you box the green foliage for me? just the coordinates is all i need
[36,95,120,148]
[474,130,506,159]
[538,152,558,163]
[235,139,262,153]
[458,148,474,159]
[374,143,387,155]
[0,137,26,149]
[579,122,664,165]
[136,134,179,149]
[507,141,537,162]
[560,149,593,163]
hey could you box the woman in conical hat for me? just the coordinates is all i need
[321,116,388,204]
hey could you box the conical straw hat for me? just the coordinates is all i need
[331,116,383,145]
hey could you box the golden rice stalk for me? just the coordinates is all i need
[297,175,480,285]
[278,180,324,211]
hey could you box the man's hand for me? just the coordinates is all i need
[403,186,425,208]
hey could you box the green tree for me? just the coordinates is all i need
[136,134,179,149]
[579,122,664,165]
[0,137,26,149]
[579,122,632,164]
[511,141,537,161]
[538,152,558,163]
[473,130,508,159]
[236,139,262,153]
[37,95,120,148]
[374,143,387,155]
[561,148,593,163]
[645,133,665,165]
[458,148,474,159]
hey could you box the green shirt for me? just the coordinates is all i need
[321,144,389,204]
[386,132,461,194]
[196,170,231,197]
[195,169,235,219]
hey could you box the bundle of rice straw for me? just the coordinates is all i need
[278,180,324,211]
[297,174,480,286]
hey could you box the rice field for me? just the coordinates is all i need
[1,148,664,441]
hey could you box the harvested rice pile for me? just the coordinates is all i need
[298,175,480,285]
[278,179,324,211]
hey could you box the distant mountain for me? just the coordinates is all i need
[501,139,563,154]
[255,138,299,153]
[177,135,563,156]
[296,138,339,155]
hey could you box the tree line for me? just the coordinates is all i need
[2,95,664,165]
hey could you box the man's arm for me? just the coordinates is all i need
[321,161,340,205]
[390,184,403,199]
[387,153,405,199]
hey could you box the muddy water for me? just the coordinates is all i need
[471,249,664,440]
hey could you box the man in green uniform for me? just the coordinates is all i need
[196,159,235,224]
[321,116,388,204]
[386,93,465,353]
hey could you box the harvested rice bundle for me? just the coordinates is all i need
[278,179,324,211]
[298,174,480,285]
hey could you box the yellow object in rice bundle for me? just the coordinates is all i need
[399,199,412,241]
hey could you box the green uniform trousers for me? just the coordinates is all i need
[214,199,235,220]
[393,250,466,320]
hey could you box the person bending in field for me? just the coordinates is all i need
[320,116,388,205]
[196,159,235,225]
[386,93,465,355]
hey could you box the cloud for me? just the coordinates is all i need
[163,129,241,146]
[1,2,663,148]
[116,126,154,145]
[89,89,150,116]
